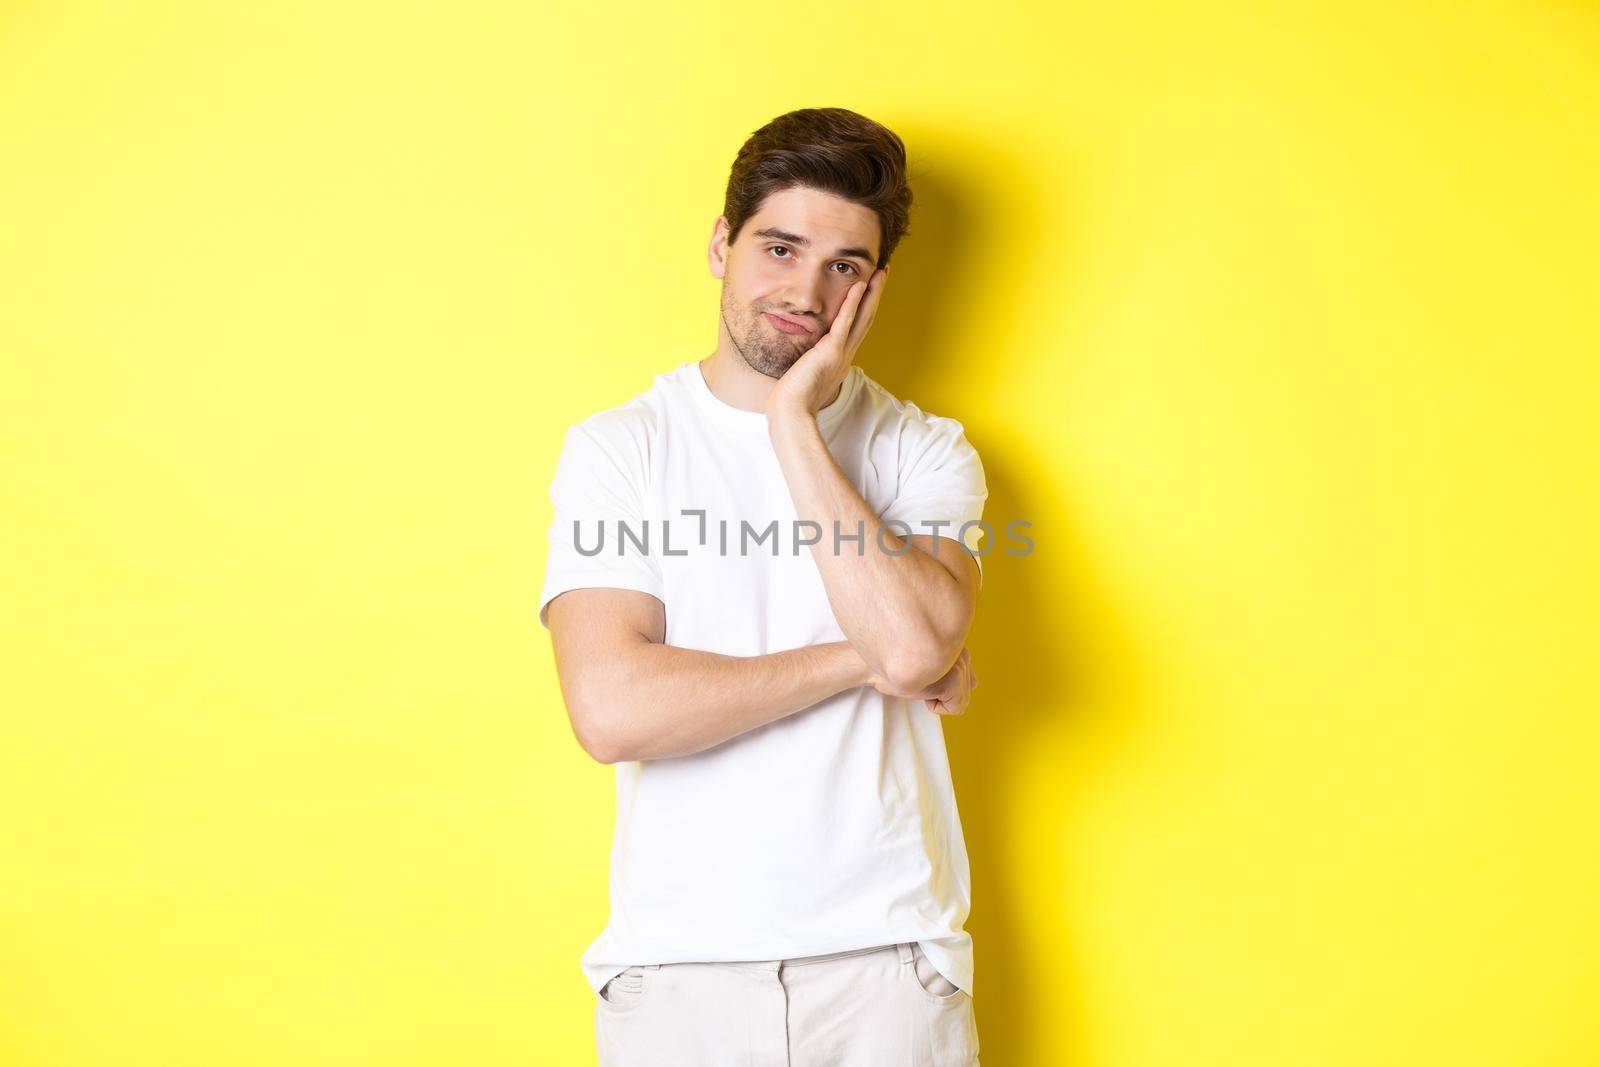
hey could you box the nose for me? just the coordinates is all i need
[778,270,826,319]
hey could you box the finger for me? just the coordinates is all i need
[844,269,887,354]
[832,271,878,350]
[827,278,869,339]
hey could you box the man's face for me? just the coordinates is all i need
[713,185,883,379]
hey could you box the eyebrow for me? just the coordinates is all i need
[751,226,877,265]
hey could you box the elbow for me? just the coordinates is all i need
[569,698,633,766]
[881,638,960,695]
[579,731,623,766]
[881,596,973,694]
[577,720,629,765]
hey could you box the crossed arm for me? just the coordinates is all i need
[544,413,981,765]
[546,589,872,763]
[545,583,976,764]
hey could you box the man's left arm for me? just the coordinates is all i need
[769,408,984,694]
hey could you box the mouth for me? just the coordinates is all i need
[763,312,815,335]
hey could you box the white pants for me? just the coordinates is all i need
[594,941,980,1066]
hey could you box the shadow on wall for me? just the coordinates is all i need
[862,146,1155,1066]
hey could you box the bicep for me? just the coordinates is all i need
[545,587,666,755]
[547,586,666,668]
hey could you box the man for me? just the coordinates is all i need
[538,107,986,1066]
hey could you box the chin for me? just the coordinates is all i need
[737,348,784,380]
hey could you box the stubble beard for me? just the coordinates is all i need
[720,282,812,380]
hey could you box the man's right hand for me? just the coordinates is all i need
[867,647,978,716]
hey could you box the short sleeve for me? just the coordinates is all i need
[537,418,664,628]
[879,413,989,583]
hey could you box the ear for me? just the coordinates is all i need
[707,216,730,280]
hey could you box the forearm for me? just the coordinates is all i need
[768,409,966,688]
[598,639,873,762]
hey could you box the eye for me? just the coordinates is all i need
[832,262,859,276]
[767,245,792,259]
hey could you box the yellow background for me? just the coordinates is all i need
[3,1,1597,1064]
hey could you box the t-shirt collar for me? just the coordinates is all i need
[686,359,861,434]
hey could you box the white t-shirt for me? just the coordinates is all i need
[537,359,988,998]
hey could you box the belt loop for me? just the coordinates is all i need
[897,942,914,965]
[645,963,661,970]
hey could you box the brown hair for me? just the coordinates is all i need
[722,108,913,270]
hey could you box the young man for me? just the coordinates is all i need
[538,107,986,1065]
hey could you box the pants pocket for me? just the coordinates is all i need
[597,966,648,1013]
[909,943,964,1000]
